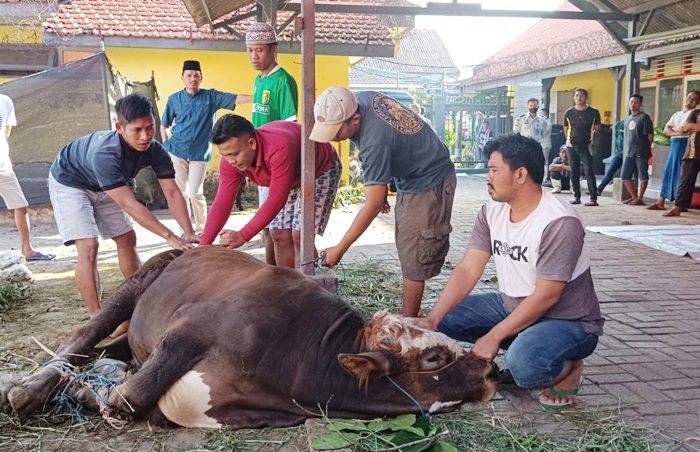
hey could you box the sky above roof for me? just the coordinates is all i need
[414,0,564,78]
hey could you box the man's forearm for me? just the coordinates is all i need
[336,202,382,253]
[489,282,563,341]
[123,200,177,239]
[165,191,195,235]
[427,255,485,325]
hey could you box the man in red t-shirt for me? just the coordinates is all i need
[200,115,340,267]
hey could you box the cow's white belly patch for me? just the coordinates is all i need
[157,371,222,428]
[428,400,461,413]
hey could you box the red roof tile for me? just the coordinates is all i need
[42,0,403,48]
[469,2,624,84]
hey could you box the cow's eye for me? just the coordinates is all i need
[418,348,451,371]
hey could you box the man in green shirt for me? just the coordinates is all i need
[245,21,299,265]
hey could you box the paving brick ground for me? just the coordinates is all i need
[2,174,699,450]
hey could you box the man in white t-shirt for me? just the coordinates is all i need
[0,93,54,261]
[414,133,603,409]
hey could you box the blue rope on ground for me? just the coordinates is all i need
[46,359,125,425]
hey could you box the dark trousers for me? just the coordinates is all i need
[675,159,700,209]
[568,144,597,200]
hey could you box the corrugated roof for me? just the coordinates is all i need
[42,0,402,47]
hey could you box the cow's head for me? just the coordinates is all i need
[337,350,498,411]
[349,311,498,409]
[362,311,464,372]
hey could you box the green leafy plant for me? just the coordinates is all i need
[312,414,456,451]
[334,185,366,208]
[0,280,31,310]
[653,127,670,146]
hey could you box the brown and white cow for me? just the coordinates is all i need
[1,247,498,429]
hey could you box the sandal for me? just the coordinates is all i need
[539,376,584,410]
[662,209,681,217]
[622,198,634,204]
[629,199,645,206]
[646,204,664,211]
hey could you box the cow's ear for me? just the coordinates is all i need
[338,351,401,387]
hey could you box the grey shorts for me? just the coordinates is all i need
[395,170,456,281]
[269,158,341,235]
[0,169,29,209]
[48,175,133,245]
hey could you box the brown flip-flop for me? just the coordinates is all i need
[662,209,681,217]
[622,198,634,204]
[629,199,645,205]
[646,204,664,210]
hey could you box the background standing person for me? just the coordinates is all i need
[48,94,198,318]
[0,93,55,261]
[161,60,251,234]
[563,88,601,206]
[663,108,700,217]
[312,87,455,318]
[648,90,700,211]
[245,21,298,266]
[597,119,625,195]
[514,97,551,183]
[620,94,654,206]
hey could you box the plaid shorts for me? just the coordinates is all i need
[269,158,340,235]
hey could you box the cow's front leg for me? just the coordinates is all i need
[107,331,208,416]
[57,249,184,359]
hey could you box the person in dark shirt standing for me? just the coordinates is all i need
[48,94,198,318]
[620,94,654,205]
[311,86,456,318]
[563,89,601,206]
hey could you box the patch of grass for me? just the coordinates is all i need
[433,409,664,452]
[338,261,403,319]
[334,185,366,208]
[206,425,306,451]
[0,280,31,311]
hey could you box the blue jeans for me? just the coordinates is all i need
[438,292,599,388]
[597,154,623,193]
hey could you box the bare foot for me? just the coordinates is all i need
[539,359,584,407]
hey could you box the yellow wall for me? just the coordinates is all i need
[551,68,615,125]
[0,24,42,45]
[105,47,351,184]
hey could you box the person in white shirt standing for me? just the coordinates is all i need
[0,93,55,261]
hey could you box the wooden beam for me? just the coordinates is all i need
[278,3,634,21]
[623,0,680,14]
[568,0,630,51]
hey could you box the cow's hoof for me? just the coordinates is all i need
[6,368,63,418]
